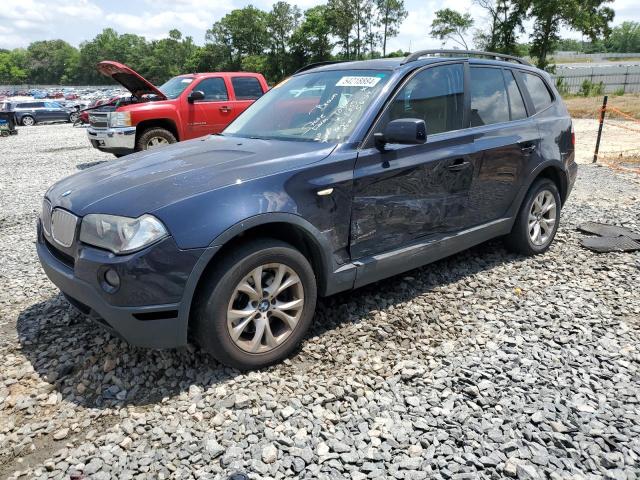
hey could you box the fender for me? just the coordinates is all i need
[507,159,568,221]
[175,212,356,343]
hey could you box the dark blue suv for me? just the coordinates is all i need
[37,50,577,369]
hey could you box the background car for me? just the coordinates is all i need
[13,101,79,126]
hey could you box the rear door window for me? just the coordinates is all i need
[195,78,228,101]
[521,72,553,113]
[232,77,264,100]
[504,70,527,120]
[470,67,509,127]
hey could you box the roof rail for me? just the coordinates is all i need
[400,49,532,66]
[294,61,347,74]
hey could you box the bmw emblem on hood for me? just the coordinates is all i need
[61,190,72,197]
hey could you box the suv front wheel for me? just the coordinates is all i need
[194,239,317,370]
[505,178,561,255]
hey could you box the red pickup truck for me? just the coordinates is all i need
[87,61,268,156]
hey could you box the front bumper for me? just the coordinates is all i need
[36,220,204,349]
[87,126,136,155]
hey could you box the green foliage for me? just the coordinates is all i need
[473,0,528,55]
[613,87,625,96]
[578,79,604,97]
[376,0,407,57]
[430,9,474,49]
[290,6,334,68]
[528,0,614,69]
[605,21,640,53]
[26,40,79,84]
[0,49,28,84]
[555,76,570,95]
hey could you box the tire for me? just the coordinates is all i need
[21,115,35,127]
[136,127,176,151]
[69,112,79,123]
[504,178,561,255]
[193,239,317,370]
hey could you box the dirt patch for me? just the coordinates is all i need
[565,94,640,120]
[572,118,640,165]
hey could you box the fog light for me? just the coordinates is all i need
[104,269,120,288]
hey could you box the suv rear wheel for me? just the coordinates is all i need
[21,115,35,127]
[136,127,176,151]
[194,239,317,370]
[505,178,561,255]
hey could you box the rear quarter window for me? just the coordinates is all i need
[232,77,264,100]
[521,72,554,113]
[504,70,527,120]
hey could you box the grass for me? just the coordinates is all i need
[563,94,640,119]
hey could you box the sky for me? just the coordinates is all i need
[0,0,638,51]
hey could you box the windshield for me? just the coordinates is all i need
[158,76,194,99]
[224,70,391,143]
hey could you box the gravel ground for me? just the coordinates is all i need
[1,124,639,480]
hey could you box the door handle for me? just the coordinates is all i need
[520,142,536,154]
[446,159,470,172]
[219,106,232,113]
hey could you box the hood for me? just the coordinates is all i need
[97,61,166,100]
[46,135,336,218]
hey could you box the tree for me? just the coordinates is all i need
[142,30,198,83]
[77,29,149,84]
[528,0,614,69]
[327,0,358,59]
[606,21,640,53]
[290,5,334,68]
[473,0,528,55]
[267,2,301,79]
[376,0,408,57]
[0,50,28,84]
[430,8,474,49]
[26,40,79,84]
[206,6,270,70]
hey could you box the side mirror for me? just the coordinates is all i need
[188,90,205,103]
[374,118,427,150]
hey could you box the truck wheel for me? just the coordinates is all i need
[21,116,35,127]
[504,178,561,256]
[193,239,317,370]
[136,128,176,151]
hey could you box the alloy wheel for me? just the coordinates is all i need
[226,263,304,354]
[528,190,557,246]
[22,116,34,126]
[146,137,169,149]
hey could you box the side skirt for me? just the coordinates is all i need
[324,217,514,294]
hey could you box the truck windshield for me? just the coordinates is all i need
[158,76,194,99]
[224,70,391,143]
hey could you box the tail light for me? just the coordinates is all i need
[570,123,575,147]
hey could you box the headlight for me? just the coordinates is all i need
[80,214,167,254]
[109,111,131,127]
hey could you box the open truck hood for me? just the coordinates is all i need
[97,61,167,100]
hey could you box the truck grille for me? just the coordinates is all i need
[89,112,109,128]
[51,209,79,248]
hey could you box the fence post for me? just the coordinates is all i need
[624,65,630,94]
[593,95,608,164]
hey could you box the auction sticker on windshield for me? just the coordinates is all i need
[336,76,382,88]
